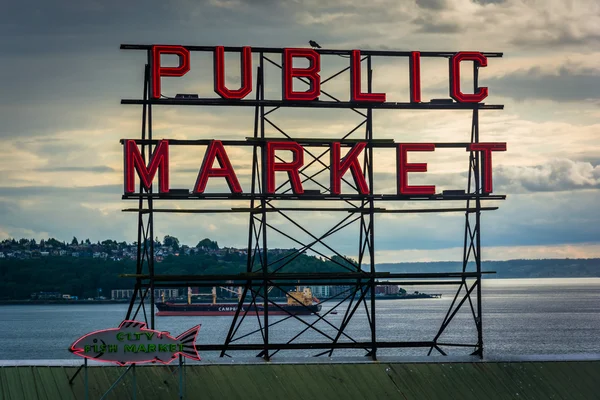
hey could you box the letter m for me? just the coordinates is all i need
[124,140,169,193]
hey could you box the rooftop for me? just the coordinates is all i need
[1,357,598,399]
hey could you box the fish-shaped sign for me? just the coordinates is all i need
[69,320,201,365]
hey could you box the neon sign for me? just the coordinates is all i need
[118,44,506,358]
[148,45,491,103]
[69,320,201,365]
[121,44,506,199]
[123,140,506,196]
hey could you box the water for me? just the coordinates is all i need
[0,278,599,360]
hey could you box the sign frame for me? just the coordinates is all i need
[119,44,505,361]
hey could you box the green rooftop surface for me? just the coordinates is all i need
[0,361,598,399]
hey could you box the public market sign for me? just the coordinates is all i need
[121,45,506,198]
[69,320,201,365]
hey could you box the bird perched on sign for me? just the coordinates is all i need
[309,40,321,49]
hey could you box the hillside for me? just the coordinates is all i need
[376,258,600,279]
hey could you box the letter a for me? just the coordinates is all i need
[194,140,242,193]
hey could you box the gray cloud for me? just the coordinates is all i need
[511,25,600,49]
[1,184,600,254]
[487,65,600,101]
[484,190,600,247]
[495,159,600,193]
[0,185,121,197]
[577,156,600,168]
[0,198,133,243]
[412,17,461,33]
[1,0,599,256]
[415,0,447,10]
[36,166,116,173]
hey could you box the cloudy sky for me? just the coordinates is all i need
[2,0,599,262]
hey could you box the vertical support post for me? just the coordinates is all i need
[84,358,89,400]
[221,63,263,357]
[473,62,483,358]
[148,55,155,329]
[259,52,269,361]
[179,354,184,400]
[132,364,137,400]
[127,63,149,320]
[367,55,377,360]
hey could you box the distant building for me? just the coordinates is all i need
[111,288,179,300]
[111,289,135,299]
[309,286,330,299]
[31,292,62,300]
[330,285,354,298]
[375,285,399,295]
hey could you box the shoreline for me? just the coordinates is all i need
[3,277,599,305]
[0,299,132,305]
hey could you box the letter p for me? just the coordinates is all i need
[151,45,191,99]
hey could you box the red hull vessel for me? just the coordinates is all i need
[155,302,321,316]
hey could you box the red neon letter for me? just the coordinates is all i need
[151,45,191,99]
[330,142,369,195]
[468,142,506,193]
[282,49,320,101]
[124,140,169,193]
[194,140,242,194]
[266,142,304,194]
[214,46,252,100]
[397,143,436,195]
[350,50,386,102]
[449,52,489,103]
[409,51,421,103]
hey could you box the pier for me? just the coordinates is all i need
[1,357,598,399]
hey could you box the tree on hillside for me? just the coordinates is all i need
[196,238,219,250]
[47,238,63,248]
[71,237,79,246]
[163,235,180,250]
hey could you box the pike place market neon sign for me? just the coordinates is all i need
[121,44,506,198]
[148,46,491,103]
[123,140,506,196]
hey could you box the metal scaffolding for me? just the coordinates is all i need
[120,45,504,360]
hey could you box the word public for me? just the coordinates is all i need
[151,45,491,103]
[124,140,506,195]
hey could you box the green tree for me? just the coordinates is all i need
[163,235,180,250]
[196,238,219,250]
[47,238,63,248]
[71,237,79,246]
